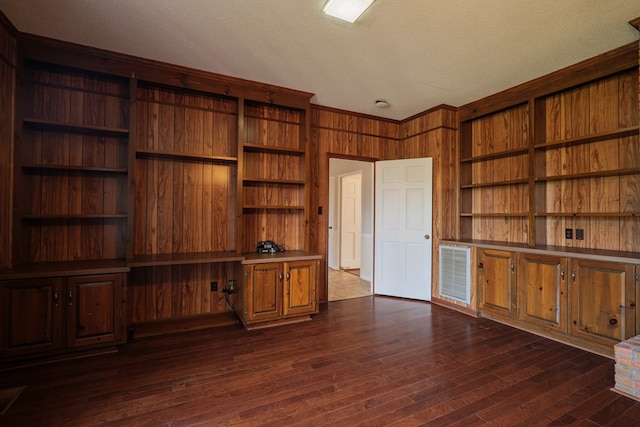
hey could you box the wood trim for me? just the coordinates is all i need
[127,77,137,261]
[310,103,400,124]
[629,16,640,31]
[400,104,458,124]
[459,42,638,121]
[0,11,18,37]
[17,34,314,109]
[440,239,640,265]
[430,296,480,318]
[236,98,245,253]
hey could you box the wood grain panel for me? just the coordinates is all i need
[128,263,230,324]
[0,48,14,267]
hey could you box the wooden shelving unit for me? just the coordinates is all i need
[533,69,640,249]
[15,60,130,265]
[237,99,310,253]
[458,103,530,244]
[459,67,639,252]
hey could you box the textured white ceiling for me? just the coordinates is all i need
[1,0,639,120]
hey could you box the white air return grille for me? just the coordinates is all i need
[439,246,470,304]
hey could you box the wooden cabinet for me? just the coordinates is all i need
[244,262,283,323]
[0,273,126,361]
[518,253,568,333]
[283,260,318,317]
[570,259,636,346]
[66,274,124,348]
[0,278,64,358]
[235,254,319,328]
[478,249,516,318]
[472,244,639,356]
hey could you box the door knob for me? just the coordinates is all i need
[424,235,430,240]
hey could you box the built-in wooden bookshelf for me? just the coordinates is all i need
[459,65,639,254]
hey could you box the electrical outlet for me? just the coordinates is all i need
[576,229,584,240]
[565,228,573,239]
[211,281,218,292]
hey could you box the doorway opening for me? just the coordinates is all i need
[328,158,373,301]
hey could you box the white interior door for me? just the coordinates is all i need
[340,173,361,269]
[374,158,433,300]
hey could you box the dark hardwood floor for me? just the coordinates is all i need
[2,296,639,426]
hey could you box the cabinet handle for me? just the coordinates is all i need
[279,273,283,280]
[53,289,59,306]
[511,262,515,273]
[571,271,576,283]
[286,272,290,280]
[478,261,484,270]
[560,270,565,281]
[67,290,73,306]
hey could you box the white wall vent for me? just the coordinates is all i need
[439,246,470,304]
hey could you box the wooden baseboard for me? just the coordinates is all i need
[243,315,312,330]
[431,296,479,318]
[0,347,118,372]
[130,311,241,339]
[480,311,614,359]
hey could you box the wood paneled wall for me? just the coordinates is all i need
[310,106,399,302]
[310,105,458,303]
[129,263,228,324]
[0,15,16,268]
[400,106,458,306]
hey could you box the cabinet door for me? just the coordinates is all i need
[570,260,635,346]
[518,254,568,333]
[478,249,516,318]
[66,274,124,348]
[283,260,318,317]
[246,263,282,322]
[1,278,64,357]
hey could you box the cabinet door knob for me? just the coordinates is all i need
[560,270,565,281]
[53,290,59,306]
[478,262,484,270]
[67,290,73,306]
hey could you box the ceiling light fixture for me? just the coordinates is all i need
[375,99,389,108]
[322,0,375,23]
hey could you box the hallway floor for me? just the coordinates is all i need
[328,268,371,301]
